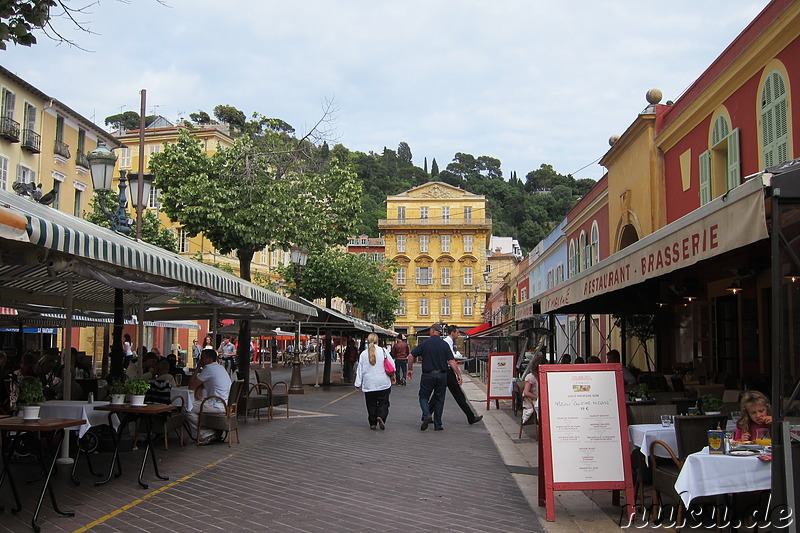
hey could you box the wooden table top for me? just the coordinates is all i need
[0,417,87,432]
[94,403,176,415]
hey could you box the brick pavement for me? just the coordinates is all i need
[1,365,550,533]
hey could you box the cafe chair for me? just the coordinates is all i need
[674,414,728,460]
[243,381,270,422]
[648,439,685,531]
[627,404,676,425]
[255,369,290,420]
[133,396,186,450]
[196,380,243,447]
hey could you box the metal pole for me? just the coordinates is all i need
[314,326,320,388]
[289,320,304,394]
[770,189,788,515]
[58,281,74,465]
[135,89,146,241]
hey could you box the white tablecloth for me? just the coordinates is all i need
[171,387,194,412]
[674,447,771,506]
[628,424,679,465]
[39,400,114,437]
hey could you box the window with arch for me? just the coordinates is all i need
[579,231,588,271]
[761,69,790,168]
[568,240,577,277]
[590,221,599,266]
[699,113,740,205]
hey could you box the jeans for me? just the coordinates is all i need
[395,359,408,384]
[419,372,448,428]
[364,388,391,426]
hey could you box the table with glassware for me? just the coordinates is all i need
[0,417,86,533]
[628,423,679,465]
[170,387,194,412]
[674,446,771,506]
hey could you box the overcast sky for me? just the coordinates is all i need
[1,0,768,181]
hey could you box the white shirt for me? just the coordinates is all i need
[444,336,456,355]
[354,346,393,392]
[196,362,232,409]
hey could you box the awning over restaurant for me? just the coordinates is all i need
[464,322,491,336]
[467,319,515,338]
[515,299,538,320]
[0,189,316,320]
[540,176,769,314]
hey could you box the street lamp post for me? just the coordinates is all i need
[86,142,153,379]
[289,245,308,394]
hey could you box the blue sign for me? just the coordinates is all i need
[0,328,58,334]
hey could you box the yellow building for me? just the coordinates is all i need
[1,65,122,220]
[379,182,491,336]
[114,123,293,283]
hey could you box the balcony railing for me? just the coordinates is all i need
[76,151,89,169]
[54,139,71,159]
[0,116,20,142]
[21,129,41,153]
[378,217,491,228]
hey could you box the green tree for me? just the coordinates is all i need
[397,142,412,166]
[104,111,142,131]
[84,191,177,253]
[189,110,214,124]
[150,119,362,383]
[431,158,439,178]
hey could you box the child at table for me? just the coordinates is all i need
[734,390,772,441]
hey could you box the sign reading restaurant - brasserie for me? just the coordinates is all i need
[541,179,768,313]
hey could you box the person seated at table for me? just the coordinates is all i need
[574,356,585,364]
[126,351,159,380]
[607,349,638,385]
[734,390,772,441]
[145,360,176,404]
[0,350,10,414]
[186,349,231,445]
[558,354,571,364]
[56,347,94,380]
[586,355,601,363]
[14,351,39,379]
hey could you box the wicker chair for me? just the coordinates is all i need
[627,403,676,425]
[255,369,290,420]
[649,439,685,530]
[673,414,727,460]
[196,380,243,447]
[243,381,271,422]
[133,395,186,450]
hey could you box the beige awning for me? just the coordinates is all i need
[541,176,768,313]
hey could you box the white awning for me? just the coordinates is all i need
[541,176,769,313]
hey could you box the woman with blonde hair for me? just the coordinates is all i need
[354,333,394,430]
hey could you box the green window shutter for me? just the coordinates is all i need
[699,150,711,205]
[712,116,729,146]
[726,128,740,190]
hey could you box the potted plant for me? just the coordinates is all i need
[630,383,650,401]
[107,379,127,404]
[17,377,46,420]
[126,378,151,406]
[702,394,724,415]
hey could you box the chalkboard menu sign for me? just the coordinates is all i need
[538,363,635,521]
[486,352,515,410]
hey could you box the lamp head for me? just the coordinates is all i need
[87,142,118,191]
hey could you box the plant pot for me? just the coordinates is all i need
[111,394,126,405]
[21,405,41,420]
[130,395,146,406]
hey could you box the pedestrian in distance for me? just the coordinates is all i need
[443,325,483,425]
[408,323,462,432]
[391,334,410,385]
[354,333,393,430]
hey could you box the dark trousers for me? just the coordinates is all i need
[419,373,448,429]
[447,368,477,423]
[364,388,391,426]
[395,359,408,384]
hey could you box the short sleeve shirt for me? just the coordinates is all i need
[411,335,453,372]
[197,362,231,408]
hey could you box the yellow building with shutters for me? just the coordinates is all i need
[379,182,491,337]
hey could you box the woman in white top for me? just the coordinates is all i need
[354,333,394,430]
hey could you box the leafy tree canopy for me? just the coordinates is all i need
[104,111,157,131]
[84,191,177,252]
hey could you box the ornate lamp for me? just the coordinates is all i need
[289,244,308,394]
[87,142,132,235]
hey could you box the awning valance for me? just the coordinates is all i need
[540,176,769,313]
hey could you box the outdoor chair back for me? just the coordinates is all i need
[674,414,727,460]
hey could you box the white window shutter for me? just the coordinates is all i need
[726,128,740,191]
[699,150,711,206]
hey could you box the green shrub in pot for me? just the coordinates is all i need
[125,378,151,396]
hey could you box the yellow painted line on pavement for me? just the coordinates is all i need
[72,452,238,533]
[322,388,358,407]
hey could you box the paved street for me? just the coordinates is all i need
[1,364,561,533]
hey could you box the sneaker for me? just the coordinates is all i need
[197,435,214,446]
[470,415,484,425]
[377,417,385,430]
[434,426,444,431]
[370,425,377,430]
[420,417,432,431]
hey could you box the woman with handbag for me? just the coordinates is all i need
[354,333,394,430]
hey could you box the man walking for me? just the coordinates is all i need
[444,325,483,425]
[391,334,410,385]
[408,324,461,431]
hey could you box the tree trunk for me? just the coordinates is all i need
[323,294,333,385]
[237,250,255,405]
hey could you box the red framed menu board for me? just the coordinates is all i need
[538,363,635,521]
[486,352,516,410]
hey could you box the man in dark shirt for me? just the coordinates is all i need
[390,334,410,385]
[408,324,462,431]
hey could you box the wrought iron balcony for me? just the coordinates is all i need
[54,139,71,159]
[76,151,89,169]
[21,129,41,153]
[0,116,20,142]
[378,217,491,229]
